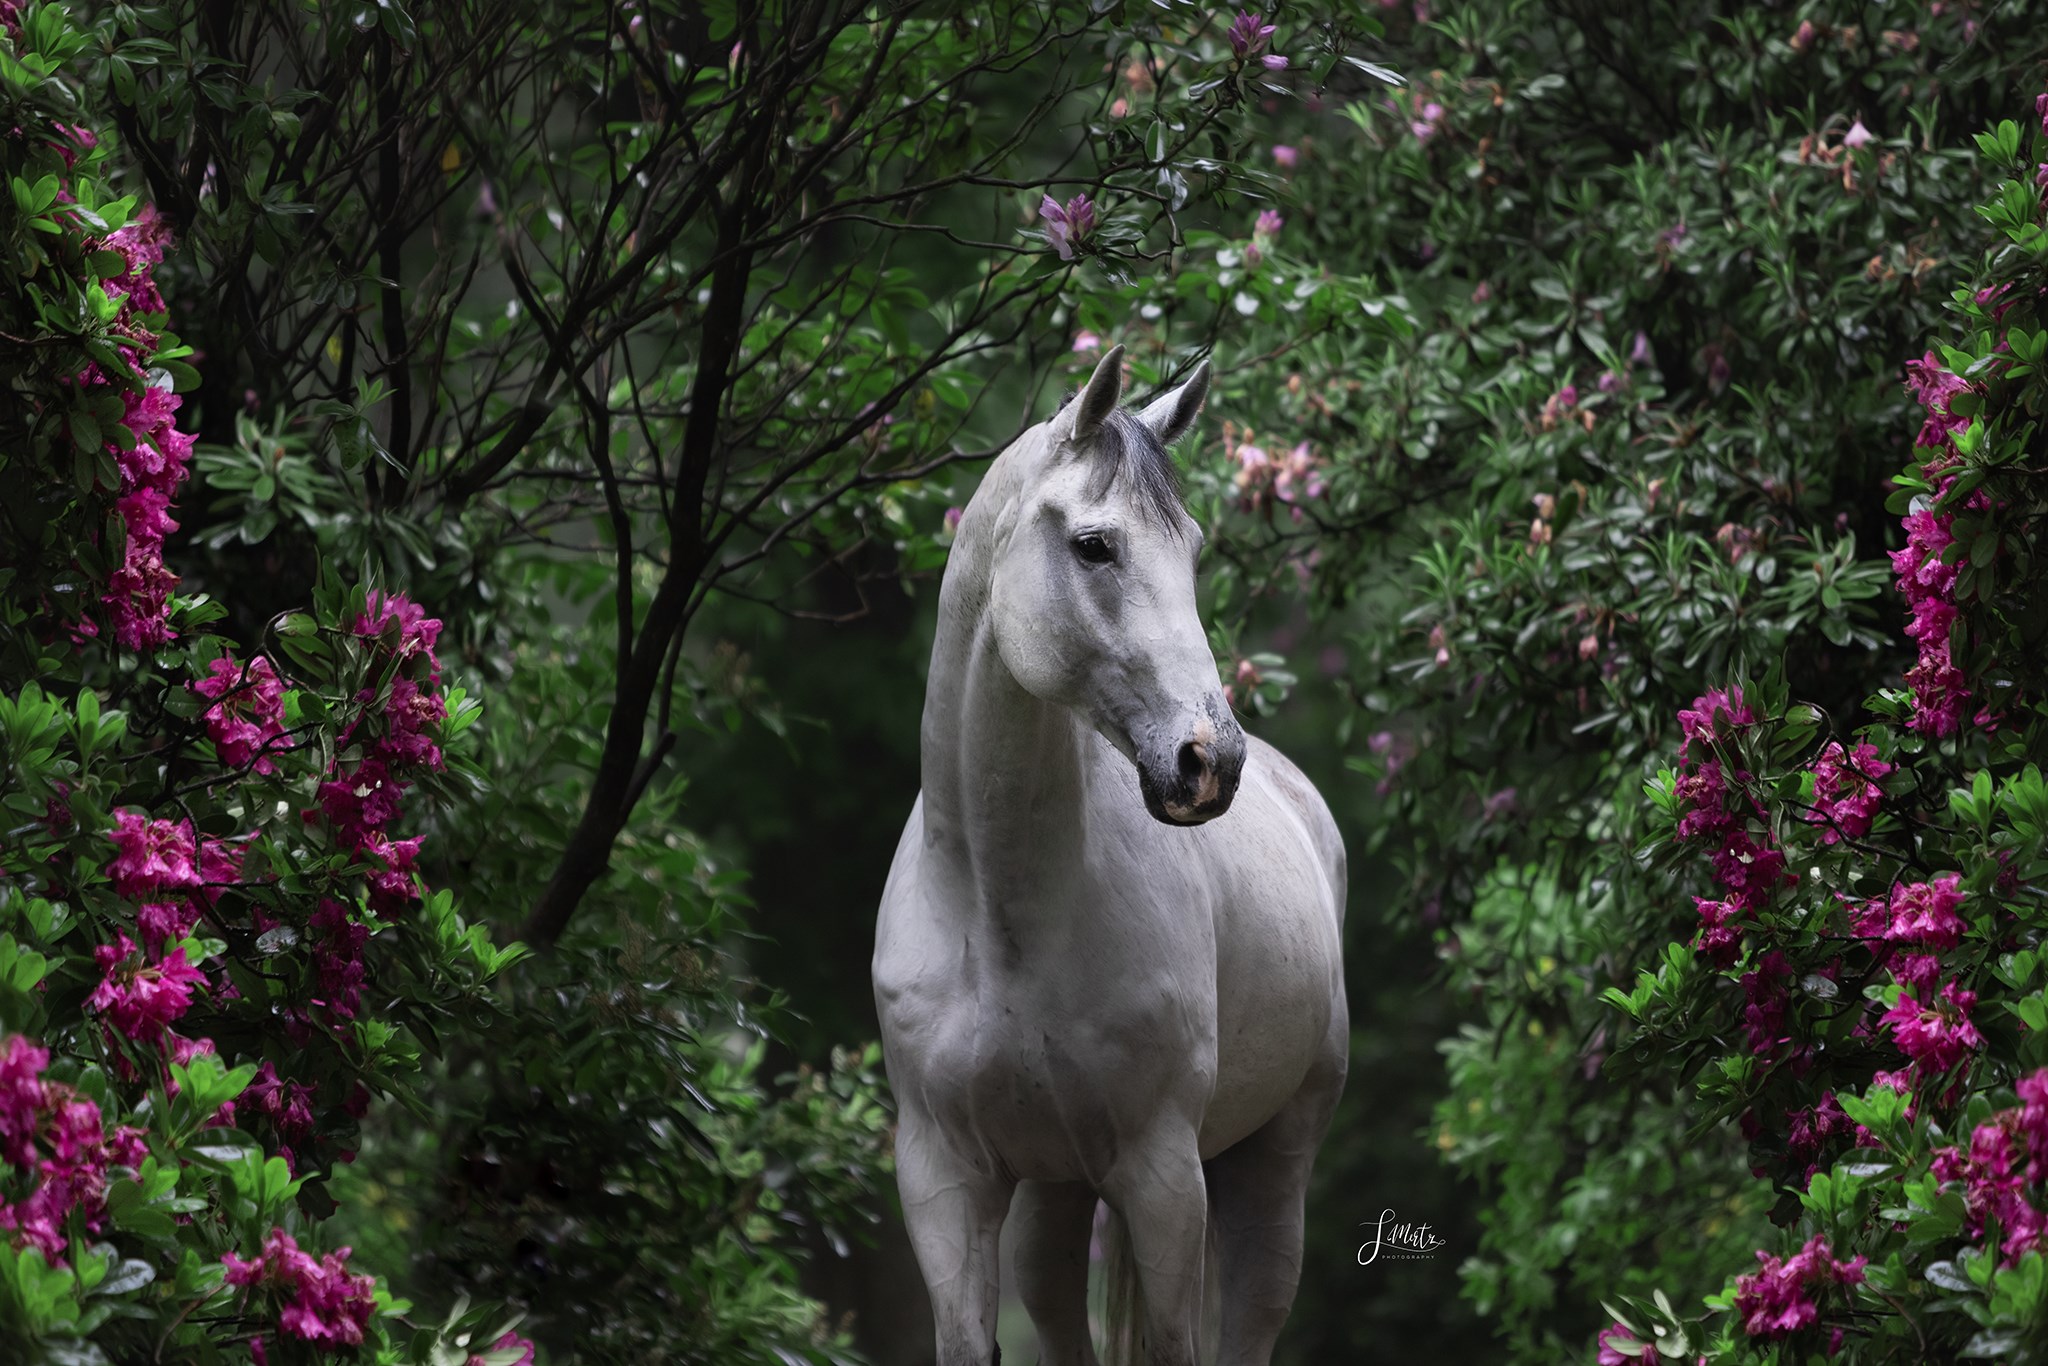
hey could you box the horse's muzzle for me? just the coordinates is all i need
[1138,710,1246,826]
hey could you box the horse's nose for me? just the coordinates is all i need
[1143,715,1245,825]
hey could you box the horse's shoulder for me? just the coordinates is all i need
[1243,732,1346,905]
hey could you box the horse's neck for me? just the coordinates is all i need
[919,441,1088,898]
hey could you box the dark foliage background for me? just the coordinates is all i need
[8,0,2048,1361]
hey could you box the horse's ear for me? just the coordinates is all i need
[1059,343,1125,443]
[1137,359,1212,446]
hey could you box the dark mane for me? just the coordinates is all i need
[1055,392,1189,538]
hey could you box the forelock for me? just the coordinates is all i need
[1053,392,1189,538]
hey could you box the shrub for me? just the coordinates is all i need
[1599,106,2048,1362]
[2,5,526,1361]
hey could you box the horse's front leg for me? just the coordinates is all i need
[896,1104,1014,1366]
[1104,1124,1209,1365]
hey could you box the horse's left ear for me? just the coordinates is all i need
[1137,359,1212,446]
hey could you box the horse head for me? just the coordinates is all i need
[985,344,1246,825]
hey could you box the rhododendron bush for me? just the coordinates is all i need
[1090,0,2048,1357]
[1594,115,2048,1361]
[0,5,527,1360]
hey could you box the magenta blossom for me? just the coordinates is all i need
[1225,10,1276,59]
[193,655,288,774]
[224,1228,376,1346]
[466,1333,537,1366]
[1272,144,1299,169]
[1806,740,1890,844]
[356,590,443,682]
[1677,686,1755,760]
[1597,1321,1656,1364]
[88,934,208,1041]
[1733,1235,1866,1339]
[1038,193,1098,261]
[1853,874,1966,949]
[1882,981,1982,1075]
[107,810,200,898]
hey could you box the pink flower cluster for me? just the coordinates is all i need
[242,1063,317,1172]
[290,591,448,1030]
[106,808,241,951]
[1926,1069,2048,1264]
[1224,10,1288,68]
[0,1034,147,1262]
[1892,351,1987,737]
[88,933,208,1043]
[194,655,288,774]
[1038,194,1097,262]
[1852,874,1966,949]
[1804,740,1890,844]
[317,591,448,850]
[88,208,194,651]
[1228,429,1324,521]
[1244,208,1283,267]
[1879,980,1982,1078]
[1670,688,1793,975]
[466,1333,537,1366]
[223,1227,376,1349]
[1732,1234,1866,1340]
[1595,1321,1656,1364]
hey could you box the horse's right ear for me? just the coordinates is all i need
[1137,358,1211,447]
[1054,344,1125,444]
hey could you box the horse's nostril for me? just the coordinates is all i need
[1178,741,1209,785]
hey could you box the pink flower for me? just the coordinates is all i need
[103,540,180,650]
[1742,952,1792,1056]
[1854,874,1966,949]
[107,810,200,898]
[1409,100,1445,143]
[1677,687,1755,760]
[1598,1321,1655,1364]
[1843,117,1873,149]
[1710,829,1788,909]
[88,935,208,1041]
[99,205,173,321]
[1261,53,1288,70]
[1272,144,1298,169]
[1733,1236,1865,1339]
[315,755,409,849]
[1038,194,1098,261]
[134,901,200,956]
[362,834,425,918]
[194,655,288,773]
[1693,897,1743,967]
[356,590,443,682]
[309,899,369,1020]
[224,1229,376,1346]
[1882,981,1982,1075]
[1072,330,1102,353]
[0,1035,52,1168]
[1254,208,1284,237]
[1806,741,1890,844]
[1225,9,1276,59]
[467,1333,537,1366]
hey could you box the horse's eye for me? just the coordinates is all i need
[1073,533,1115,565]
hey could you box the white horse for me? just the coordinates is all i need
[873,345,1349,1366]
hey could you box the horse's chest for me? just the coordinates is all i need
[881,945,1209,1181]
